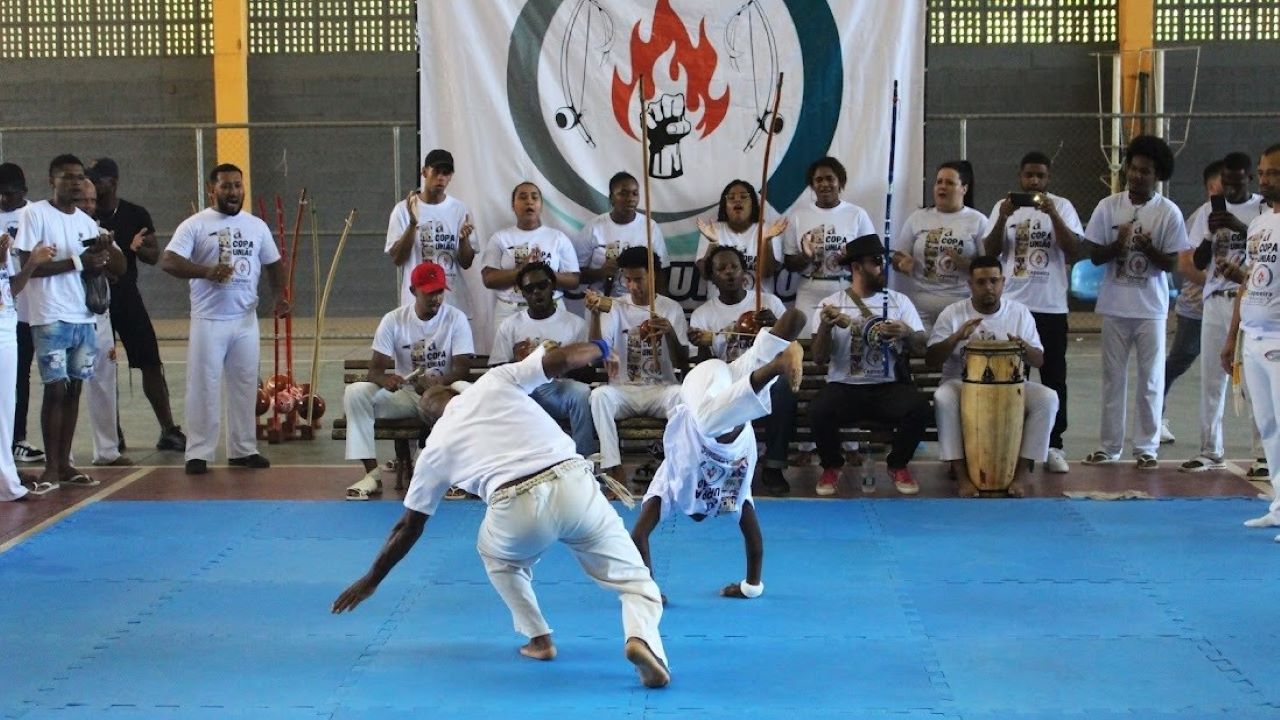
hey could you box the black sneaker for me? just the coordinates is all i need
[228,454,271,469]
[156,426,188,451]
[760,467,790,496]
[185,459,208,475]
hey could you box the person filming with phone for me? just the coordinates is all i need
[980,151,1084,474]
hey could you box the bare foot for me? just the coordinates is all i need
[624,637,670,688]
[956,477,979,498]
[519,634,556,661]
[1006,482,1024,498]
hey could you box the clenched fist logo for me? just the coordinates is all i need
[645,93,692,179]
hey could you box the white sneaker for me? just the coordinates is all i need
[1243,513,1280,528]
[1159,418,1175,444]
[1044,448,1069,474]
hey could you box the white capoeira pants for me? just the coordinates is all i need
[680,330,789,437]
[590,383,682,469]
[1100,316,1166,457]
[934,378,1059,463]
[793,278,844,340]
[86,312,122,464]
[0,324,25,501]
[477,460,668,666]
[342,382,423,460]
[1200,295,1262,460]
[185,313,260,462]
[1242,335,1280,516]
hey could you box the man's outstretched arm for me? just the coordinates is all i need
[332,509,427,613]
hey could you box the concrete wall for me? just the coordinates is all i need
[2,41,1276,320]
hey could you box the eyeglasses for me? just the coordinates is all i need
[519,279,551,293]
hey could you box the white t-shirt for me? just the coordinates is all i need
[371,303,474,378]
[928,297,1043,382]
[403,348,578,516]
[1,202,29,324]
[167,208,282,320]
[689,291,786,362]
[577,212,668,296]
[481,225,580,304]
[893,206,987,297]
[489,305,587,365]
[647,404,758,519]
[1084,192,1189,320]
[0,250,17,330]
[598,293,690,385]
[13,200,98,326]
[809,288,924,385]
[1186,194,1265,298]
[695,222,785,298]
[1241,212,1280,338]
[982,193,1084,313]
[782,200,876,281]
[384,194,475,314]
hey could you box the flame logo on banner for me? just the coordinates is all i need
[610,0,729,141]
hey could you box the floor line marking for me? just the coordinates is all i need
[0,467,153,554]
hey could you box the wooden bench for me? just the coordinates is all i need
[331,345,943,464]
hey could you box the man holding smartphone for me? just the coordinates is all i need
[1179,152,1266,474]
[982,151,1084,474]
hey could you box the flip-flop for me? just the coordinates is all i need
[26,481,59,496]
[345,472,382,501]
[62,474,100,487]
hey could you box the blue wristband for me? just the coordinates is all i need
[590,338,611,365]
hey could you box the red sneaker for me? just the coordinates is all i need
[815,468,840,497]
[889,467,919,495]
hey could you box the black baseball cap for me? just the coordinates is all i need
[0,163,26,192]
[422,149,454,172]
[86,158,120,181]
[837,234,887,265]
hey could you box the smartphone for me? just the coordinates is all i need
[1210,194,1227,214]
[1008,192,1041,208]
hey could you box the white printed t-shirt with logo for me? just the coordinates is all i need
[1241,212,1280,339]
[1,202,29,324]
[489,305,586,365]
[690,292,786,363]
[893,206,987,297]
[1084,192,1189,319]
[167,208,280,320]
[810,288,924,385]
[928,298,1043,382]
[695,222,785,298]
[0,247,17,333]
[14,200,99,326]
[403,347,577,517]
[577,212,669,296]
[983,193,1084,314]
[384,194,476,314]
[783,200,876,282]
[1186,193,1265,298]
[481,225,580,305]
[372,303,474,379]
[598,293,690,386]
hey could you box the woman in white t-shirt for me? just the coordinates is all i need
[577,171,669,297]
[892,161,987,328]
[694,180,787,299]
[481,181,581,332]
[783,157,876,337]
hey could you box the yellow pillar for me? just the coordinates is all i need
[212,0,251,201]
[1118,0,1154,135]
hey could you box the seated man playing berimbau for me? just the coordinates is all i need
[925,255,1059,497]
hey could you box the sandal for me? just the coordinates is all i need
[345,471,382,501]
[26,480,59,496]
[62,474,100,487]
[1082,451,1118,465]
[444,487,469,501]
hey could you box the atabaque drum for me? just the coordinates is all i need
[960,340,1026,495]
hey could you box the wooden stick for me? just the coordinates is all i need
[285,189,307,388]
[305,201,321,424]
[639,74,655,315]
[307,209,357,431]
[755,72,785,313]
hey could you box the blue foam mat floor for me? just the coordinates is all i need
[3,499,1280,719]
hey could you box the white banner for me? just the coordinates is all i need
[419,0,925,352]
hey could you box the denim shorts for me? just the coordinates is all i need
[31,320,96,383]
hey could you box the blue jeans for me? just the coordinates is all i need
[31,321,96,384]
[1164,313,1201,399]
[531,379,598,456]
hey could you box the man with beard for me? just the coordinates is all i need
[344,261,474,500]
[161,164,290,475]
[808,234,931,496]
[926,255,1056,497]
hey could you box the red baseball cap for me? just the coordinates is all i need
[410,261,449,294]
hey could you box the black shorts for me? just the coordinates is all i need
[109,290,163,369]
